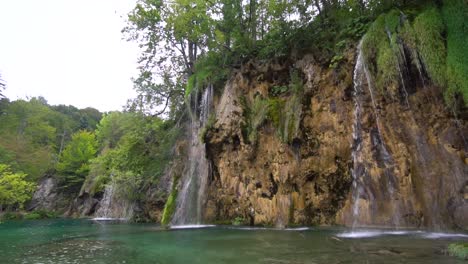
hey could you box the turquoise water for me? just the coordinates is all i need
[0,219,466,264]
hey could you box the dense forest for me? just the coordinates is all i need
[0,0,466,222]
[0,96,178,215]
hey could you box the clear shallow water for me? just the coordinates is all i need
[0,219,466,264]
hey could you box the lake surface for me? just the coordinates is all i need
[0,219,466,263]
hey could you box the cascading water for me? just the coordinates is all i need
[94,183,115,219]
[350,41,367,229]
[350,41,402,228]
[93,177,134,220]
[171,85,213,225]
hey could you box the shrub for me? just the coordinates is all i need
[24,210,58,220]
[1,212,23,220]
[232,216,245,226]
[0,164,35,210]
[448,243,468,260]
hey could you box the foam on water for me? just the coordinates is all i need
[337,230,468,239]
[170,225,216,230]
[91,217,128,221]
[422,232,468,239]
[337,230,420,238]
[284,227,310,231]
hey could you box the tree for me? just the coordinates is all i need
[124,0,219,116]
[0,164,35,211]
[56,131,98,189]
[0,74,5,98]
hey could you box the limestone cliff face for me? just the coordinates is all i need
[28,177,70,212]
[203,49,467,229]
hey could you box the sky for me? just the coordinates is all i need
[0,0,139,112]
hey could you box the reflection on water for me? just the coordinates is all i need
[0,219,466,264]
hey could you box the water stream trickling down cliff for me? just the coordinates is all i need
[171,85,213,225]
[350,41,403,229]
[93,178,134,220]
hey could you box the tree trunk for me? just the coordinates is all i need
[249,0,257,44]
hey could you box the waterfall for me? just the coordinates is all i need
[95,183,115,219]
[350,40,366,229]
[93,177,134,220]
[171,85,213,225]
[350,41,402,228]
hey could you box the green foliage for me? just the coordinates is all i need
[199,113,216,143]
[270,85,288,97]
[0,164,35,210]
[413,7,446,87]
[269,70,303,143]
[82,112,180,211]
[113,171,144,202]
[442,0,468,107]
[95,112,136,149]
[56,131,98,190]
[185,52,231,99]
[232,216,244,226]
[240,70,303,144]
[240,96,270,144]
[362,2,467,109]
[161,176,180,226]
[0,98,102,182]
[362,12,401,91]
[1,212,23,220]
[448,243,468,260]
[329,54,345,69]
[24,210,59,220]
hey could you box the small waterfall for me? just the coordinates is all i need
[93,178,134,220]
[350,41,402,228]
[171,85,213,225]
[95,183,114,218]
[275,194,292,228]
[350,41,366,229]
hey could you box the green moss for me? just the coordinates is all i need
[414,7,446,87]
[362,13,402,92]
[185,75,196,99]
[240,95,269,144]
[448,242,468,260]
[161,176,179,226]
[385,9,401,34]
[199,113,216,143]
[442,0,468,107]
[362,14,387,66]
[266,98,284,129]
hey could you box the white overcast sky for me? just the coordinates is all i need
[0,0,139,112]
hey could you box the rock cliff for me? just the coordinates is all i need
[202,48,467,229]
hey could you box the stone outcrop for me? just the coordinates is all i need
[28,176,69,212]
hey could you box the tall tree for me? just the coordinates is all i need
[124,0,215,116]
[56,131,98,190]
[0,74,5,98]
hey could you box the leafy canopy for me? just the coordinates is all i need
[56,131,98,189]
[0,164,35,210]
